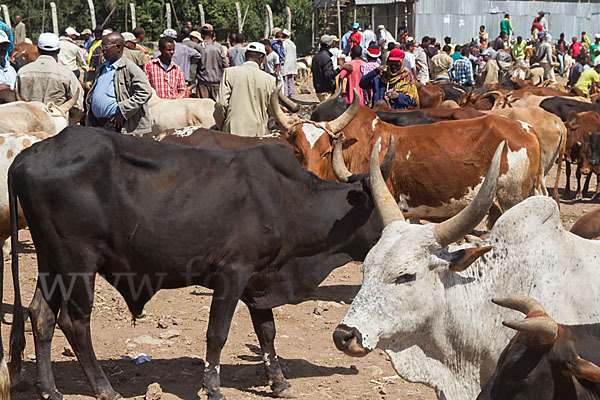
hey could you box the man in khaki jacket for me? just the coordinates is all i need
[16,32,84,119]
[86,32,153,135]
[214,42,276,136]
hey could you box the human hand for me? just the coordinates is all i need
[111,111,125,130]
[341,63,354,72]
[385,91,399,100]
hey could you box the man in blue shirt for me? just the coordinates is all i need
[341,28,353,55]
[449,46,475,86]
[0,31,16,90]
[86,32,152,134]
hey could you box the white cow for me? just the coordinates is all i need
[0,132,50,258]
[333,140,600,400]
[147,94,216,134]
[0,95,77,135]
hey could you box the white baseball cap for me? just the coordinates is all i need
[122,32,137,42]
[160,28,177,38]
[65,27,80,36]
[282,29,291,37]
[37,32,60,51]
[245,42,266,55]
[0,31,8,44]
[102,28,113,37]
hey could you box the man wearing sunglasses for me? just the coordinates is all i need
[86,32,153,135]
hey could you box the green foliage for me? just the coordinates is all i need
[5,0,313,54]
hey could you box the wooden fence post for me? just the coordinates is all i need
[87,0,96,29]
[165,3,172,29]
[286,6,292,32]
[50,2,58,35]
[235,2,242,34]
[198,4,205,27]
[130,3,136,30]
[0,5,10,29]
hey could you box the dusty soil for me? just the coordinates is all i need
[5,85,600,399]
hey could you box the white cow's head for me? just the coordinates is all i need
[333,139,503,355]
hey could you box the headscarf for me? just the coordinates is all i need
[381,59,419,106]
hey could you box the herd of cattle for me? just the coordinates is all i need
[1,76,600,400]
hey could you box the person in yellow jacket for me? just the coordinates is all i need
[86,27,103,67]
[575,64,600,98]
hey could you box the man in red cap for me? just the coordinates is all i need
[359,48,419,109]
[360,43,381,106]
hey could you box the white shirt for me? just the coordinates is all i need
[404,52,416,73]
[330,47,342,67]
[281,39,298,76]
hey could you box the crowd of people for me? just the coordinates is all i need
[2,11,600,136]
[311,13,600,110]
[0,17,302,137]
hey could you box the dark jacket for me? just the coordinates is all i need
[312,48,340,94]
[359,68,417,110]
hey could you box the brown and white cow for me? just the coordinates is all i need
[0,92,78,135]
[271,86,543,223]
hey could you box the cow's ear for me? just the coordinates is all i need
[346,189,368,207]
[342,137,358,150]
[439,246,494,272]
[570,356,600,383]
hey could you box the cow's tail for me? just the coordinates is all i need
[551,121,566,207]
[7,167,24,390]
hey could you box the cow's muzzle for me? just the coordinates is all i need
[333,324,370,357]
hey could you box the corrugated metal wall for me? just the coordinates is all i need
[415,0,600,44]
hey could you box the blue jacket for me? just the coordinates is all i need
[359,68,417,109]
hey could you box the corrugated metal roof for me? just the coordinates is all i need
[415,0,600,44]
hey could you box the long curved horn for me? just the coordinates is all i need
[433,141,504,246]
[370,136,405,226]
[332,135,353,183]
[333,85,342,98]
[58,87,80,115]
[269,84,295,131]
[333,134,395,183]
[328,89,360,134]
[279,92,300,112]
[492,296,546,315]
[502,316,558,346]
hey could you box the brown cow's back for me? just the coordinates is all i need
[571,208,600,239]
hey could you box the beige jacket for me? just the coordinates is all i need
[14,22,25,44]
[16,55,84,114]
[86,56,153,135]
[431,52,453,81]
[214,61,276,136]
[123,47,147,69]
[481,59,500,85]
[58,37,88,72]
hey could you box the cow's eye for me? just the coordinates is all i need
[394,273,416,284]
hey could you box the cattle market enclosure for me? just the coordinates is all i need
[312,0,600,50]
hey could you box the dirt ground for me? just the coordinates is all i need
[5,86,600,399]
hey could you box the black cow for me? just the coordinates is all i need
[541,97,600,121]
[152,127,293,152]
[310,98,436,127]
[6,126,393,400]
[477,297,600,400]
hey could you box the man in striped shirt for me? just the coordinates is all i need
[143,36,187,99]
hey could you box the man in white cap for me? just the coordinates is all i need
[0,31,16,90]
[155,28,201,83]
[58,27,88,79]
[214,42,276,136]
[16,32,84,118]
[82,28,94,51]
[377,24,395,48]
[281,28,297,98]
[122,32,146,68]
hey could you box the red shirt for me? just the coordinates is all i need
[349,31,362,48]
[572,42,583,58]
[143,58,187,99]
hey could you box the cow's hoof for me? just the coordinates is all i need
[207,393,226,400]
[40,390,63,400]
[576,194,583,201]
[95,390,122,400]
[274,387,298,398]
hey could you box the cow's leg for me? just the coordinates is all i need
[576,168,584,200]
[29,281,62,400]
[565,161,572,199]
[593,174,600,199]
[57,273,121,400]
[248,307,297,398]
[583,173,593,199]
[204,270,248,400]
